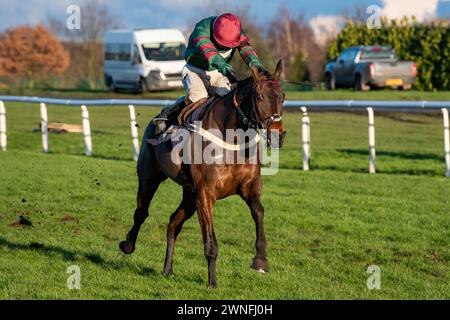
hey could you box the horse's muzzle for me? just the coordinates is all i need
[267,130,286,149]
[268,121,286,149]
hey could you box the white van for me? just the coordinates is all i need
[103,29,186,92]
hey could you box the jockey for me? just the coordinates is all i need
[158,13,263,122]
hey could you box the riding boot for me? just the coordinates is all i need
[153,97,188,133]
[163,98,187,119]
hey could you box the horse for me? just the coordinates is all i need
[119,60,286,287]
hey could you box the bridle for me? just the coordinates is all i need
[232,78,283,130]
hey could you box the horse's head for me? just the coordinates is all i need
[251,60,286,148]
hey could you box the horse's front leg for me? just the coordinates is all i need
[241,177,269,273]
[196,186,218,288]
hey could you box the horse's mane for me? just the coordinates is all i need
[238,68,273,87]
[214,68,276,108]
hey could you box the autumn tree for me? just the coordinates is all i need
[0,24,69,88]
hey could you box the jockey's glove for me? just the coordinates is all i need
[209,54,234,77]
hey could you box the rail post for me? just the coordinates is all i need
[367,107,376,174]
[442,108,450,177]
[81,105,92,156]
[0,101,6,151]
[301,106,310,171]
[40,103,49,153]
[128,105,140,161]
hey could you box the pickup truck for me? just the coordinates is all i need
[324,46,416,91]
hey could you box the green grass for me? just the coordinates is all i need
[0,101,449,299]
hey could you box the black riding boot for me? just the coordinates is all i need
[154,97,187,133]
[164,99,186,119]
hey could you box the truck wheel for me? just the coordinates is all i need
[355,74,370,92]
[399,84,412,90]
[325,73,336,90]
[139,78,148,93]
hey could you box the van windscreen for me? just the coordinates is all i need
[142,42,186,61]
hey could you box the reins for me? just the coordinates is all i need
[181,77,283,151]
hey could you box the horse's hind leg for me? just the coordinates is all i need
[119,176,162,254]
[163,187,196,275]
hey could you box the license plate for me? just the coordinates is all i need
[168,80,182,87]
[386,79,403,86]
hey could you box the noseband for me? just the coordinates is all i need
[232,79,282,130]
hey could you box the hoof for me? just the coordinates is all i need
[251,258,269,273]
[162,269,173,276]
[119,240,134,254]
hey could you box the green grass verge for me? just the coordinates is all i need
[0,102,448,299]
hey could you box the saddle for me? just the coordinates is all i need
[177,96,215,125]
[147,96,217,146]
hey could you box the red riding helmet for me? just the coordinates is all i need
[212,13,242,48]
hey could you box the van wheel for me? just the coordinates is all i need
[139,78,148,93]
[325,73,336,90]
[354,74,370,91]
[108,77,119,93]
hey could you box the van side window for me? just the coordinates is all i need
[132,45,142,64]
[105,43,131,61]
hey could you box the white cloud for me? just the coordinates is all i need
[309,15,344,47]
[159,0,204,8]
[381,0,439,22]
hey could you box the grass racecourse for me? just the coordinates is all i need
[0,90,449,299]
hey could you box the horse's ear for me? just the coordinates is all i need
[274,60,283,80]
[251,65,261,82]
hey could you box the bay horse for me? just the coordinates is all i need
[119,60,286,287]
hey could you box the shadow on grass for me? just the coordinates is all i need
[0,237,158,276]
[312,165,440,177]
[279,163,441,177]
[91,154,133,162]
[337,148,443,161]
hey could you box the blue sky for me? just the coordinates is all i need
[0,0,449,33]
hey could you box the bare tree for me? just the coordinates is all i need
[48,0,123,89]
[268,10,323,81]
[341,5,367,24]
